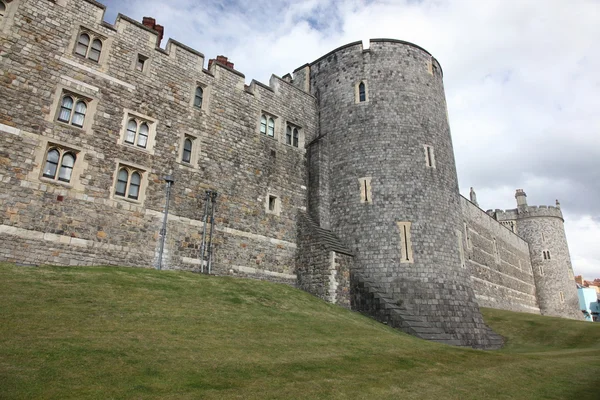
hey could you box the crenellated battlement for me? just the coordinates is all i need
[50,0,312,97]
[495,206,563,221]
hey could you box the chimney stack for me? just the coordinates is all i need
[208,55,235,70]
[142,17,164,46]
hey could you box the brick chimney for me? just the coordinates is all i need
[142,16,164,46]
[208,55,234,70]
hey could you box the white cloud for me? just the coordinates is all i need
[100,0,600,278]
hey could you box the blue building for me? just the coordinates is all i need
[577,285,600,322]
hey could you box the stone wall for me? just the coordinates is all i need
[0,0,316,283]
[460,197,540,314]
[296,212,352,308]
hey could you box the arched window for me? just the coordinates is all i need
[74,32,103,62]
[58,153,76,182]
[137,123,149,148]
[182,138,192,163]
[358,82,366,102]
[58,96,73,123]
[115,169,128,196]
[260,115,267,134]
[89,39,102,62]
[43,148,77,183]
[71,101,87,127]
[57,94,89,127]
[129,172,141,199]
[43,149,60,179]
[75,33,90,57]
[0,2,6,19]
[125,120,137,144]
[286,125,292,145]
[293,128,299,147]
[267,117,275,137]
[194,87,203,108]
[114,167,144,201]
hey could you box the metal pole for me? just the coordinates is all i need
[157,175,175,270]
[198,190,211,273]
[207,191,218,274]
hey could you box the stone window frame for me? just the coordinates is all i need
[190,82,210,113]
[36,141,87,190]
[177,132,200,169]
[457,229,466,268]
[397,221,414,263]
[133,53,151,75]
[118,110,158,155]
[66,25,111,69]
[42,147,77,183]
[464,222,472,250]
[559,291,565,303]
[50,87,97,133]
[354,80,369,104]
[0,0,18,34]
[265,192,281,216]
[538,264,544,276]
[358,177,372,204]
[427,57,440,76]
[542,250,551,260]
[110,161,149,205]
[73,28,106,64]
[423,145,436,168]
[285,122,303,149]
[27,138,88,192]
[492,237,501,264]
[259,112,278,140]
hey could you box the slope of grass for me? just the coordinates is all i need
[1,263,599,399]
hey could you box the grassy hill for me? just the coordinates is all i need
[1,263,599,399]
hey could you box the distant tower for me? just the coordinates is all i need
[499,189,581,319]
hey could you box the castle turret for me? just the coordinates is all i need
[301,40,500,348]
[499,190,581,319]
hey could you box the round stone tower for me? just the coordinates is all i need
[305,39,499,347]
[513,190,581,319]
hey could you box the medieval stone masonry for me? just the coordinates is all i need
[0,0,582,349]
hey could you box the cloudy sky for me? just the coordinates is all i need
[100,0,599,278]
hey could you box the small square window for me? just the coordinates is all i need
[265,194,280,216]
[136,54,148,72]
[269,196,276,211]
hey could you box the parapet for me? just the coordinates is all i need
[496,205,563,221]
[290,39,443,93]
[69,0,311,96]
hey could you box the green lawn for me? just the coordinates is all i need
[1,263,599,399]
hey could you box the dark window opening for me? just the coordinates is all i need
[268,195,277,212]
[358,82,366,102]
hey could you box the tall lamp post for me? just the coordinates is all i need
[157,175,175,270]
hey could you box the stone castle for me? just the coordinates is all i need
[0,0,582,349]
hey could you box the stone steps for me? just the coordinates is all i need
[351,272,503,348]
